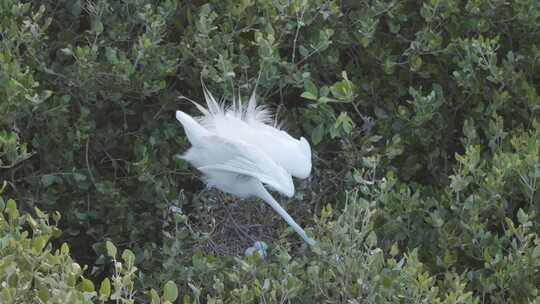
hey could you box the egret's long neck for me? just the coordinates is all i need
[256,183,316,245]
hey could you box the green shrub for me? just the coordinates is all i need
[157,190,481,303]
[0,195,179,304]
[1,191,481,303]
[1,0,540,302]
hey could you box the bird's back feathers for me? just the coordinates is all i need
[175,115,294,198]
[187,87,312,179]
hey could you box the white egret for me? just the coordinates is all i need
[175,85,315,245]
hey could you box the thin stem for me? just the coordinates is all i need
[291,6,305,64]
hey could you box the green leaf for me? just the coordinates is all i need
[163,281,178,302]
[2,287,13,303]
[411,55,423,72]
[330,82,346,99]
[24,91,52,104]
[368,135,383,142]
[38,287,50,302]
[80,278,95,292]
[383,57,395,75]
[94,20,104,35]
[70,0,82,16]
[390,243,399,257]
[300,91,318,101]
[32,235,49,253]
[105,47,118,64]
[299,45,309,57]
[73,173,87,182]
[41,174,60,187]
[330,73,355,102]
[335,112,354,134]
[318,96,334,103]
[532,246,540,259]
[34,207,47,219]
[382,275,393,288]
[5,198,18,221]
[26,215,38,229]
[60,48,74,56]
[105,241,117,258]
[430,213,444,228]
[61,243,70,255]
[311,124,325,145]
[52,211,61,224]
[149,289,161,304]
[0,181,6,195]
[122,249,135,267]
[517,208,528,225]
[366,231,377,247]
[52,227,62,238]
[303,79,318,97]
[99,278,111,298]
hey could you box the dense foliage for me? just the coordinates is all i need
[1,0,540,303]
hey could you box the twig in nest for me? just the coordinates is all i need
[224,202,257,243]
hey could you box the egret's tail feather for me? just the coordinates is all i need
[202,81,223,115]
[189,99,210,116]
[242,91,273,125]
[194,82,274,126]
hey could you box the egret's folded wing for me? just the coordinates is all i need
[197,135,294,197]
[199,160,288,196]
[223,120,312,179]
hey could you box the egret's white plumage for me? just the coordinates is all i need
[192,87,312,179]
[176,86,315,245]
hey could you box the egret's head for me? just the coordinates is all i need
[290,137,312,179]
